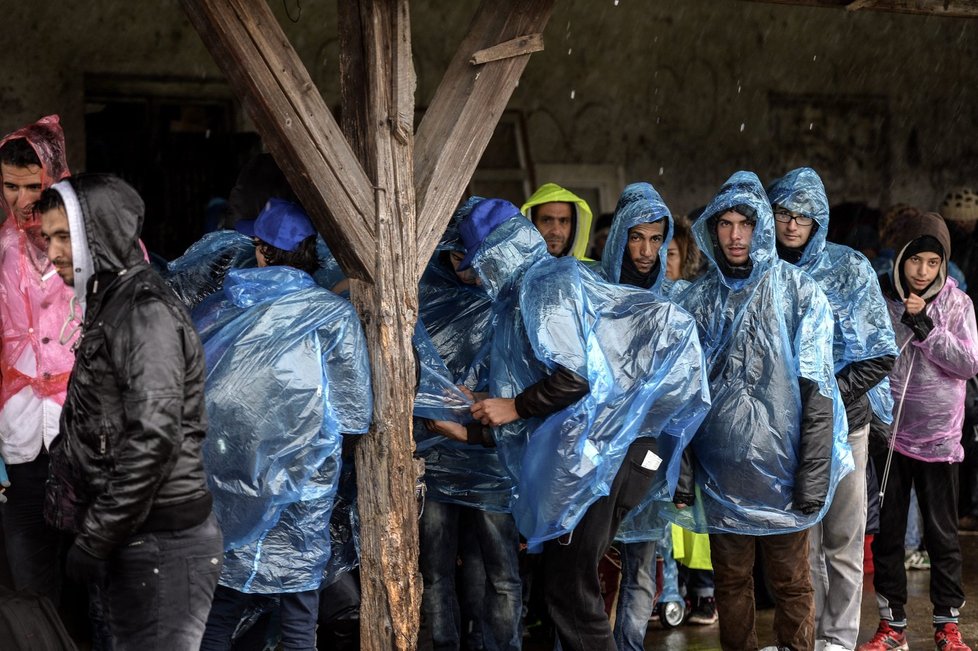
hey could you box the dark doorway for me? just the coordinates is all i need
[85,75,260,259]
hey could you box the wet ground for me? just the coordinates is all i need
[639,531,978,650]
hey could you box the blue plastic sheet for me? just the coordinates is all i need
[767,167,899,424]
[669,171,852,535]
[163,229,346,308]
[412,198,516,512]
[163,230,257,309]
[467,205,710,547]
[193,266,372,593]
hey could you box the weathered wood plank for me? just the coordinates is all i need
[740,0,978,17]
[470,33,545,65]
[180,0,378,282]
[339,1,421,649]
[414,0,556,276]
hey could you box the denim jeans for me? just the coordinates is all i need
[419,500,522,651]
[612,541,656,651]
[101,513,223,650]
[202,584,320,651]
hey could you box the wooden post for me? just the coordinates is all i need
[338,1,422,649]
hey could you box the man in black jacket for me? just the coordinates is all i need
[36,173,222,650]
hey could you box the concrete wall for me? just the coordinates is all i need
[1,0,975,217]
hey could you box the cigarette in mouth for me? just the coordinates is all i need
[42,269,58,281]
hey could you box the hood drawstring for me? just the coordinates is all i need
[59,294,83,350]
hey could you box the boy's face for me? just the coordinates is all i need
[716,210,753,266]
[2,163,44,225]
[902,251,942,294]
[626,221,666,274]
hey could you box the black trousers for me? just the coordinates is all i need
[542,437,658,651]
[870,449,964,620]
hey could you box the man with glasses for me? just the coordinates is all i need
[769,168,897,651]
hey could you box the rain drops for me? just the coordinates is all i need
[740,123,746,132]
[570,89,576,100]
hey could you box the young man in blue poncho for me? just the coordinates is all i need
[768,168,897,651]
[413,198,522,651]
[597,181,692,651]
[672,171,852,651]
[453,198,709,651]
[194,199,372,651]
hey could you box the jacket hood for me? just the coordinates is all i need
[521,183,593,260]
[0,115,71,224]
[437,196,485,254]
[766,167,829,268]
[56,173,147,282]
[469,213,549,301]
[693,171,776,288]
[890,211,951,302]
[602,182,673,293]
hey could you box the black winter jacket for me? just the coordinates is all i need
[45,174,212,560]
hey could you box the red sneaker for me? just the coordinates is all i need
[936,623,972,651]
[857,621,908,651]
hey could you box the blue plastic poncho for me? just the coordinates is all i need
[412,198,515,512]
[468,204,710,548]
[193,266,372,593]
[767,167,898,424]
[163,229,346,309]
[671,171,852,535]
[163,230,257,308]
[600,182,709,543]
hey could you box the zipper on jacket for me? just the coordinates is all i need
[99,431,106,455]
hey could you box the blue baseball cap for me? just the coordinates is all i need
[235,198,316,252]
[457,198,521,270]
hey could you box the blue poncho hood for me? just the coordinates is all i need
[601,182,673,295]
[768,167,898,423]
[671,171,852,534]
[470,212,710,547]
[194,266,372,593]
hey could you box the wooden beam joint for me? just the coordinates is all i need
[470,33,545,65]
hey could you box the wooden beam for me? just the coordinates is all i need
[414,0,556,276]
[739,0,978,17]
[180,0,378,282]
[339,1,421,649]
[470,33,545,65]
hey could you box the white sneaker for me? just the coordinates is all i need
[823,644,852,651]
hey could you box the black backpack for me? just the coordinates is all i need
[0,585,77,651]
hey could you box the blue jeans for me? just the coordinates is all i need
[202,584,320,651]
[613,541,657,651]
[101,513,223,650]
[419,500,522,651]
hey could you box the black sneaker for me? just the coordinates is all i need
[687,596,718,625]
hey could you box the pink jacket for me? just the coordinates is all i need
[0,115,76,409]
[888,277,978,463]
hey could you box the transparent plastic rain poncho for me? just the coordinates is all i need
[767,167,898,424]
[192,266,372,593]
[669,171,852,535]
[883,209,978,462]
[469,208,710,548]
[163,230,345,309]
[412,198,515,512]
[599,182,706,543]
[0,115,77,413]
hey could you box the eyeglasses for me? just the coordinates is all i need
[773,209,814,226]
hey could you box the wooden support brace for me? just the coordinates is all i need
[414,0,555,276]
[739,0,978,18]
[846,0,877,10]
[470,33,545,65]
[180,0,379,282]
